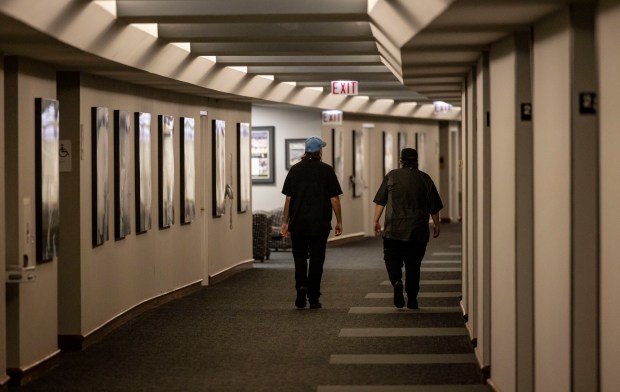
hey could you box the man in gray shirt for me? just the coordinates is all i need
[372,148,443,309]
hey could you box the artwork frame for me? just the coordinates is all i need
[92,106,109,247]
[383,131,394,176]
[35,97,60,262]
[398,131,408,154]
[212,119,226,217]
[134,112,152,234]
[114,110,132,240]
[180,117,196,224]
[416,132,427,172]
[285,138,305,170]
[352,129,364,198]
[237,122,251,213]
[251,126,275,184]
[332,128,344,182]
[158,114,175,229]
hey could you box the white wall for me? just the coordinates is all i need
[489,35,517,392]
[251,105,322,212]
[4,57,59,371]
[533,9,572,391]
[598,1,620,390]
[0,53,8,386]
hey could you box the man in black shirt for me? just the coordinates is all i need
[281,136,343,309]
[372,148,443,309]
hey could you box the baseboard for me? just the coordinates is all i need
[7,350,60,388]
[0,374,10,391]
[59,281,203,351]
[208,259,254,285]
[327,232,365,247]
[486,377,500,391]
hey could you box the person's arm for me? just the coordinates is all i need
[281,196,291,237]
[431,213,440,238]
[330,196,343,236]
[373,204,385,237]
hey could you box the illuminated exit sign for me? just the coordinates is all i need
[331,81,358,95]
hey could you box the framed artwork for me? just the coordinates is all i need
[237,122,251,213]
[35,98,60,262]
[180,117,196,224]
[398,131,408,154]
[212,119,226,217]
[134,112,152,234]
[352,129,364,198]
[158,115,175,229]
[251,126,275,184]
[114,110,131,240]
[332,128,344,182]
[92,106,109,247]
[383,131,394,176]
[416,132,426,171]
[285,138,305,170]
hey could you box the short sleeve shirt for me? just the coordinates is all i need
[373,166,443,242]
[282,158,343,235]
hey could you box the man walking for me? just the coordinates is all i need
[281,136,343,309]
[372,148,443,309]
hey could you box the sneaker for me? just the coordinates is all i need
[295,286,307,309]
[393,281,405,309]
[309,299,322,309]
[407,297,419,310]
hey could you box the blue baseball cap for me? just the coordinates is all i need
[305,136,326,153]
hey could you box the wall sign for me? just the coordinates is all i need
[331,81,358,95]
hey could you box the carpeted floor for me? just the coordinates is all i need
[14,223,491,392]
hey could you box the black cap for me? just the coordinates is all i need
[400,148,418,160]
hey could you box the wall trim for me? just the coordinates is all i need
[486,377,501,391]
[59,280,203,351]
[7,350,60,387]
[208,259,254,285]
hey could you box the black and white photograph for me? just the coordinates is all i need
[158,115,175,229]
[135,112,152,234]
[416,132,426,172]
[35,97,60,262]
[398,131,408,153]
[212,119,226,217]
[92,106,109,247]
[352,129,364,198]
[383,131,394,176]
[332,128,344,182]
[114,110,131,239]
[237,122,251,213]
[180,117,196,224]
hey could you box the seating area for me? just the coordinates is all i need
[252,207,291,262]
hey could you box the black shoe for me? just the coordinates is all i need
[295,286,307,309]
[407,297,419,310]
[309,300,322,309]
[393,281,405,309]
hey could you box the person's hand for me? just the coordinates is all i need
[433,225,440,238]
[281,223,289,238]
[334,222,342,237]
[373,221,382,237]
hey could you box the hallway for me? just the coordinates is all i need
[14,223,489,392]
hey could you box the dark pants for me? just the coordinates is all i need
[290,232,329,300]
[383,237,427,299]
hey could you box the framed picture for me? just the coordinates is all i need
[158,115,175,229]
[114,110,131,240]
[332,128,344,182]
[134,112,152,234]
[212,119,226,217]
[35,98,60,262]
[251,126,275,184]
[180,117,196,224]
[416,132,426,172]
[92,106,109,247]
[383,131,394,176]
[398,131,408,154]
[352,129,364,198]
[285,138,305,170]
[237,122,251,213]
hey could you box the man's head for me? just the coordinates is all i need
[305,136,326,153]
[400,148,418,167]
